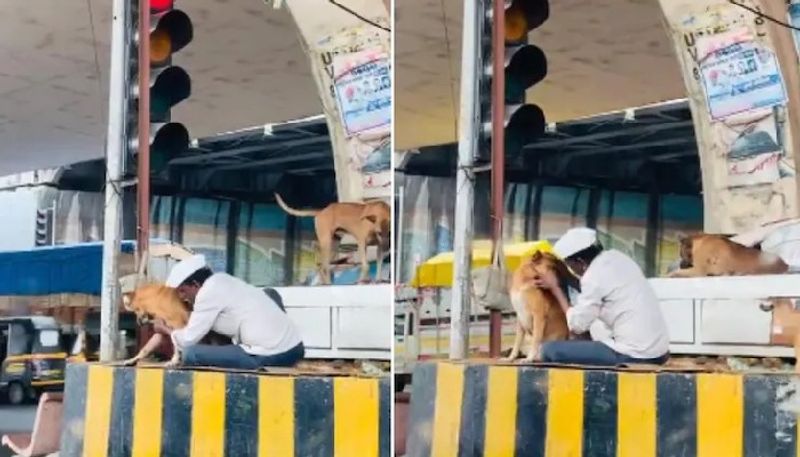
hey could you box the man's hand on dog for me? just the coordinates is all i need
[532,270,559,290]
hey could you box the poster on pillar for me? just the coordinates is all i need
[285,0,391,202]
[697,29,786,120]
[659,0,800,233]
[332,48,391,194]
[711,110,783,188]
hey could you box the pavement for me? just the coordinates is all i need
[0,405,36,457]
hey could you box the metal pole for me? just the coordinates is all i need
[396,182,404,280]
[449,0,480,360]
[488,0,506,358]
[137,0,151,258]
[99,0,129,362]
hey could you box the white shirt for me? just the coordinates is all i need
[566,250,670,359]
[172,273,303,356]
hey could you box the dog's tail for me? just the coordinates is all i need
[274,193,319,217]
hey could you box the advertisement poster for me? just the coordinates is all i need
[333,49,391,136]
[712,111,783,187]
[698,30,786,120]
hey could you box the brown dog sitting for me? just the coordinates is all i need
[122,283,230,366]
[275,193,390,285]
[503,251,579,362]
[667,233,788,278]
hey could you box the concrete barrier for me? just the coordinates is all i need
[59,363,390,457]
[406,361,800,457]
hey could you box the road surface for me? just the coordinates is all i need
[0,405,36,457]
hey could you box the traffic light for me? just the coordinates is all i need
[125,0,193,176]
[477,0,548,163]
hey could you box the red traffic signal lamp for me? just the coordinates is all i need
[151,0,174,12]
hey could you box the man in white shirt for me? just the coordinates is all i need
[533,228,670,366]
[163,254,305,369]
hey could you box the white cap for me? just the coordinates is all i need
[165,254,208,288]
[553,228,598,259]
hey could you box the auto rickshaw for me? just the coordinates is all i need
[0,316,66,405]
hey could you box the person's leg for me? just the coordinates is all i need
[253,343,305,368]
[540,341,622,366]
[617,353,670,366]
[181,344,259,370]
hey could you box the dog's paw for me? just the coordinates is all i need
[121,357,140,367]
[500,356,517,363]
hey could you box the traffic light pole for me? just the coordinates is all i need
[488,0,507,358]
[449,0,481,360]
[137,0,151,258]
[99,0,129,362]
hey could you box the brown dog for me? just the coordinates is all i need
[503,251,577,362]
[668,234,788,277]
[275,193,390,285]
[122,283,230,366]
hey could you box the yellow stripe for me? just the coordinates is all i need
[697,373,743,457]
[259,377,294,457]
[30,380,64,386]
[431,363,465,457]
[483,366,518,456]
[617,372,656,457]
[334,377,379,457]
[132,369,164,457]
[82,365,114,457]
[545,369,583,457]
[191,371,226,457]
[6,352,67,362]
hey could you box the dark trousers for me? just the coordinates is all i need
[541,340,668,367]
[182,342,305,369]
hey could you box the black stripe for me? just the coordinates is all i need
[582,370,618,457]
[406,363,437,457]
[60,363,89,457]
[774,376,800,457]
[515,367,547,457]
[224,373,259,456]
[746,375,797,457]
[379,377,391,457]
[458,365,487,457]
[107,367,135,457]
[160,370,193,457]
[657,373,697,457]
[294,377,334,457]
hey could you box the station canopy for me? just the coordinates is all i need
[0,0,322,177]
[397,99,701,195]
[395,0,686,150]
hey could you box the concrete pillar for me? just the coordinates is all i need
[658,0,800,233]
[283,0,391,202]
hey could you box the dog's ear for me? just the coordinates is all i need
[362,214,378,224]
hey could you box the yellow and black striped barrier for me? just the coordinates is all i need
[59,363,390,457]
[406,361,800,457]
